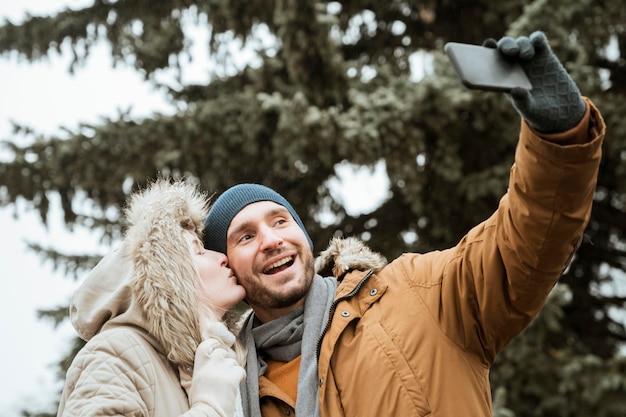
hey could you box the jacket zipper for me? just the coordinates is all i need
[316,270,375,360]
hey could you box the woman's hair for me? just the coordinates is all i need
[121,178,246,373]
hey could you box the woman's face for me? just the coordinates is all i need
[187,233,246,313]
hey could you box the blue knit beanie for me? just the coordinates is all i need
[203,183,313,254]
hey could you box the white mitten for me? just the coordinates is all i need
[201,321,236,348]
[187,338,246,417]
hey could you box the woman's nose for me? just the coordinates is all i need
[209,250,229,267]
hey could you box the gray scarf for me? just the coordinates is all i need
[240,275,337,417]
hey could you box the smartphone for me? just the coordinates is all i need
[444,42,532,92]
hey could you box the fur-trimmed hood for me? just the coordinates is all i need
[315,236,387,280]
[70,179,213,372]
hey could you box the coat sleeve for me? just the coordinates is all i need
[57,330,156,417]
[403,98,605,365]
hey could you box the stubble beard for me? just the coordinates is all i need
[242,248,316,310]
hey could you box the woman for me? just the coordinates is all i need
[57,179,247,417]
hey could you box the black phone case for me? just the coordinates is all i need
[444,42,532,92]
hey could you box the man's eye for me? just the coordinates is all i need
[239,234,252,243]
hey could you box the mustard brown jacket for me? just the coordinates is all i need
[311,98,604,417]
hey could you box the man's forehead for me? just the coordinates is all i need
[228,201,289,230]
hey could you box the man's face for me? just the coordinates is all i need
[226,201,315,323]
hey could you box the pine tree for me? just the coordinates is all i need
[1,1,625,415]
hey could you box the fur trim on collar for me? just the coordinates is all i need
[315,237,387,280]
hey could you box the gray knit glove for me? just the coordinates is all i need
[484,31,586,133]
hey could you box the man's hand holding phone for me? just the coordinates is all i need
[445,31,586,133]
[444,42,532,93]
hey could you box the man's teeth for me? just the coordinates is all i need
[264,256,294,273]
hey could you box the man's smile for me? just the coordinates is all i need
[263,255,295,274]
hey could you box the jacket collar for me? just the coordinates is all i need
[315,237,387,281]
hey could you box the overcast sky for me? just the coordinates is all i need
[0,1,174,415]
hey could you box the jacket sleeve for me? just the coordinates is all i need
[57,331,156,417]
[404,98,605,365]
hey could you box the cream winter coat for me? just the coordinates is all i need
[57,180,245,417]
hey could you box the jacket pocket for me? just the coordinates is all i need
[367,321,432,416]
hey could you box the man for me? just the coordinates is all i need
[204,32,606,417]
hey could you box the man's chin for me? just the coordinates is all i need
[249,256,315,309]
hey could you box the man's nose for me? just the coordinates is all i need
[259,225,283,251]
